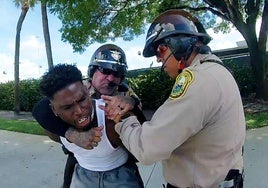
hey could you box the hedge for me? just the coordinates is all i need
[0,79,43,111]
[0,59,255,111]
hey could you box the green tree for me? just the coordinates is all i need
[185,0,268,100]
[46,0,153,52]
[46,0,268,100]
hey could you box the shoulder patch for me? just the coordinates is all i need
[169,69,194,99]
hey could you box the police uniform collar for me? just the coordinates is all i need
[88,82,120,98]
[190,53,212,67]
[88,84,98,97]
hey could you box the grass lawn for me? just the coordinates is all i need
[0,112,267,135]
[245,112,268,129]
[0,118,45,135]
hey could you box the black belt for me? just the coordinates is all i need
[167,183,177,188]
[220,169,244,188]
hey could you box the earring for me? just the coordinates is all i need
[178,58,185,74]
[179,62,184,70]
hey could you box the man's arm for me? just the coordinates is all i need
[130,95,147,124]
[65,127,103,149]
[44,130,61,143]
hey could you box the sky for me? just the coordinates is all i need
[0,0,247,83]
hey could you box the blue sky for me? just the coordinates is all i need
[0,0,246,83]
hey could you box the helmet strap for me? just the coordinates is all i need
[88,66,98,79]
[184,37,198,61]
[165,36,198,62]
[159,52,173,81]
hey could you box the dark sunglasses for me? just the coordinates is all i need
[155,43,167,58]
[97,66,123,78]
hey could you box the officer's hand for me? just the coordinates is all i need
[65,126,103,149]
[100,95,135,120]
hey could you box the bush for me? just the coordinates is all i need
[0,57,256,112]
[127,68,173,110]
[0,81,14,110]
[127,57,256,109]
[223,58,255,97]
[0,79,43,111]
[19,79,44,111]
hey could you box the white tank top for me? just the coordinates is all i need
[60,99,128,171]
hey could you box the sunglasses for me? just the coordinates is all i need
[97,66,123,78]
[155,44,167,58]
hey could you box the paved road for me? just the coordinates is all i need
[243,127,268,187]
[0,111,267,187]
[1,127,268,188]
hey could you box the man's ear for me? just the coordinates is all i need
[49,103,58,117]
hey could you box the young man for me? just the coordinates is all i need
[33,44,146,188]
[38,64,143,188]
[102,10,245,188]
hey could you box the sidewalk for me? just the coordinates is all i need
[0,130,165,188]
[1,127,268,187]
[0,111,268,187]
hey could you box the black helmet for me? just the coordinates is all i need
[88,44,128,79]
[143,9,212,57]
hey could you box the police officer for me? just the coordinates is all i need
[32,44,146,188]
[102,10,245,188]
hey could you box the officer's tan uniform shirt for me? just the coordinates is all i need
[115,53,246,187]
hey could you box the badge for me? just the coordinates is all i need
[169,69,194,99]
[111,50,121,62]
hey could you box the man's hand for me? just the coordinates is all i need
[65,126,103,149]
[100,95,135,120]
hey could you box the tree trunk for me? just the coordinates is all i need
[14,3,29,115]
[237,11,268,100]
[244,22,268,100]
[258,0,268,100]
[41,2,53,70]
[248,47,267,100]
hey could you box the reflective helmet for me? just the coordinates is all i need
[88,44,128,79]
[143,9,212,57]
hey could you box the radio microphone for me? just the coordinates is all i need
[108,82,118,87]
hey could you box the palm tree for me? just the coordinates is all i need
[14,0,53,114]
[13,0,33,114]
[41,0,53,70]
